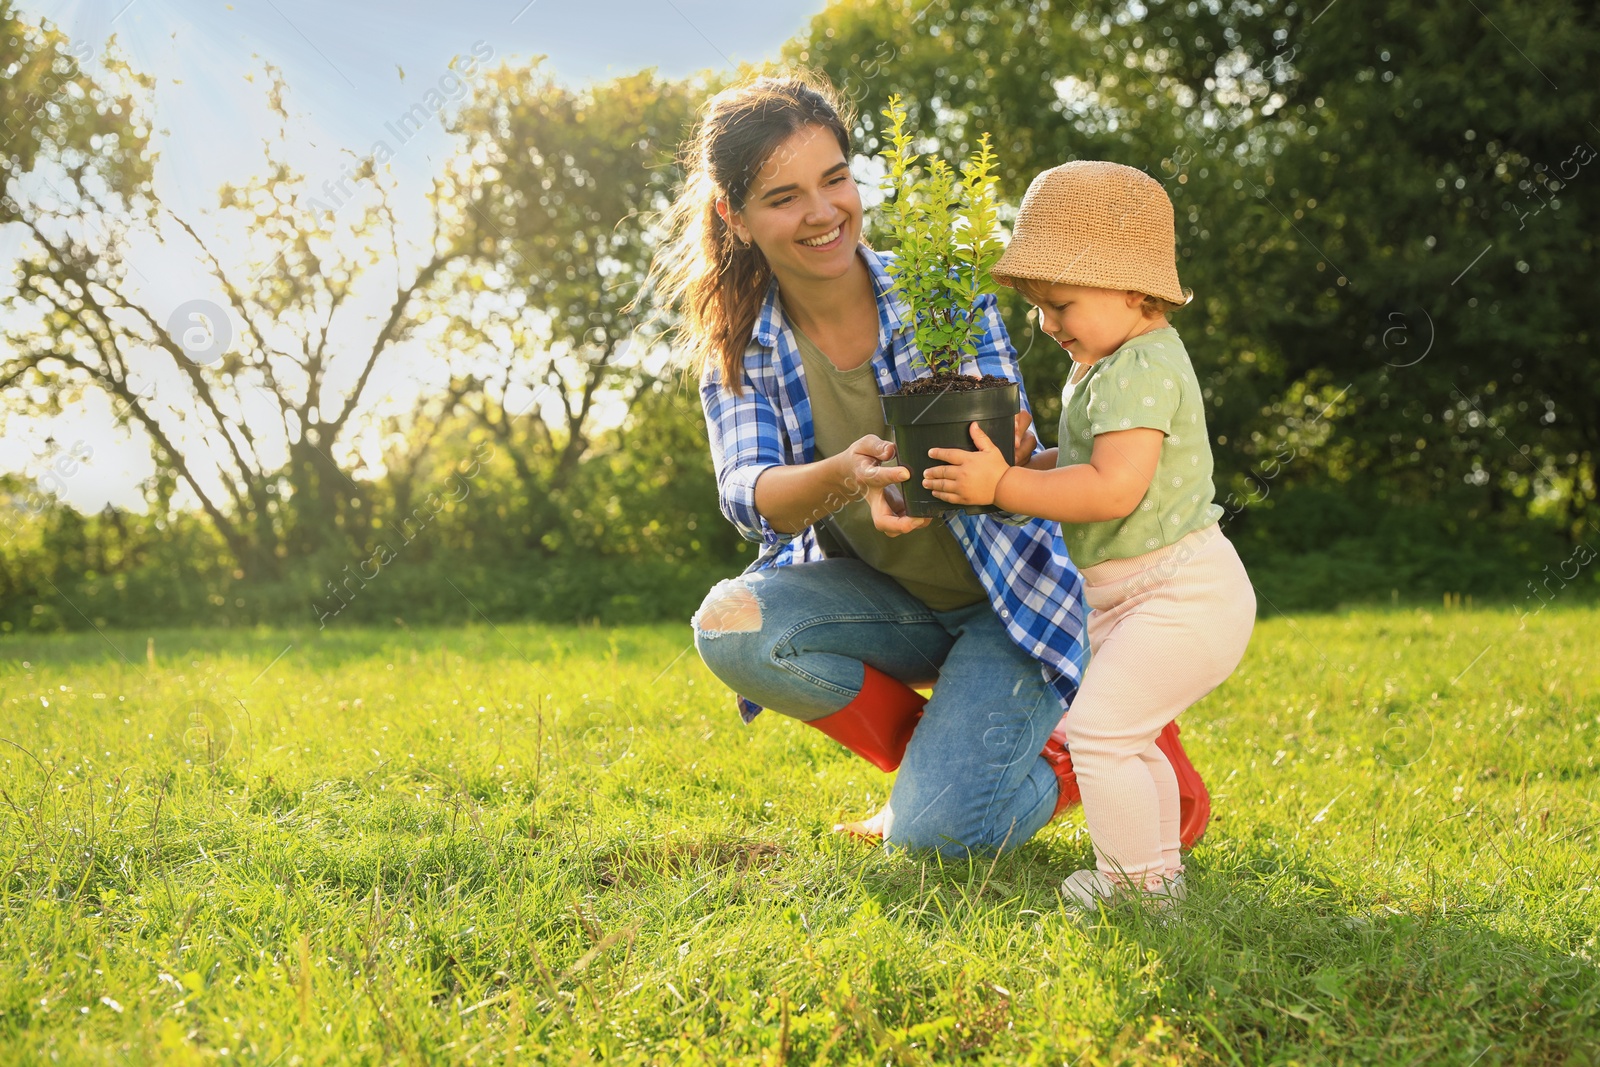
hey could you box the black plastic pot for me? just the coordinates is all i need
[880,379,1020,518]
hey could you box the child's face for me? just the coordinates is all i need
[1022,282,1158,366]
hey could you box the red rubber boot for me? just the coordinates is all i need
[1041,737,1081,818]
[1042,720,1211,848]
[805,664,926,773]
[1155,719,1211,848]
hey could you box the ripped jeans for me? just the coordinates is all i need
[691,558,1067,857]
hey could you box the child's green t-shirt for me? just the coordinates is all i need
[1055,327,1223,568]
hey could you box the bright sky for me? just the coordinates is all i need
[2,0,827,514]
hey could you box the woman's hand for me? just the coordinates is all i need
[1013,411,1038,465]
[923,423,1013,507]
[840,434,911,495]
[866,482,932,536]
[755,434,919,534]
[846,434,932,536]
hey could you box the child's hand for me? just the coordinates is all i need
[924,423,1012,506]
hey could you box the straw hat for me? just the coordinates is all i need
[994,161,1185,305]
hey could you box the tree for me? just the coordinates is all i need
[795,0,1600,544]
[0,2,149,232]
[434,66,700,554]
[2,54,496,577]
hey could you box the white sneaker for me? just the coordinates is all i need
[1060,868,1187,910]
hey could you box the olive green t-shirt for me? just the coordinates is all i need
[1056,327,1224,568]
[791,324,987,612]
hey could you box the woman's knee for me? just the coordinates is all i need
[884,810,975,856]
[882,778,1030,857]
[885,815,1023,858]
[692,577,771,680]
[693,576,766,637]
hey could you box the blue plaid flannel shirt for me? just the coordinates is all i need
[701,247,1089,723]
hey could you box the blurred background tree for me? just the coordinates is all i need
[0,49,491,584]
[795,0,1597,604]
[436,66,702,558]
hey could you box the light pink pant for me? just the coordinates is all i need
[1051,524,1256,885]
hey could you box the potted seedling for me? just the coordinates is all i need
[876,95,1018,517]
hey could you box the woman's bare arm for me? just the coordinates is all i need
[754,434,918,533]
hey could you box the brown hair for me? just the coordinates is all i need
[999,274,1192,318]
[640,73,852,392]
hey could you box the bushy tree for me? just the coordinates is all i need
[2,45,491,578]
[435,67,704,554]
[794,0,1600,552]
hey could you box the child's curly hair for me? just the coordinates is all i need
[1003,275,1193,318]
[1138,291,1192,317]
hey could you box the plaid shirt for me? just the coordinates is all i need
[701,246,1089,723]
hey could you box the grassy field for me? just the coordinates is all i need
[2,604,1597,1065]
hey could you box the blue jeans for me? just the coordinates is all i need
[692,558,1066,857]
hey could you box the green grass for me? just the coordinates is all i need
[2,605,1597,1065]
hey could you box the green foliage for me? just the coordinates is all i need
[799,0,1600,551]
[0,1,153,228]
[0,384,747,634]
[8,0,1600,628]
[2,610,1598,1061]
[1229,486,1593,612]
[1,46,472,579]
[448,67,696,352]
[1,34,709,596]
[877,95,1008,378]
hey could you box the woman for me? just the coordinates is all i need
[646,73,1208,856]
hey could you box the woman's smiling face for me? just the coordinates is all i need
[721,124,861,284]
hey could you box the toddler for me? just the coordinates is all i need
[921,161,1256,906]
